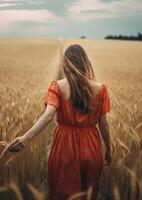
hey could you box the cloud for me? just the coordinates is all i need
[0,4,64,34]
[67,0,142,21]
[0,0,28,2]
[67,0,117,21]
[99,0,122,3]
[0,3,17,8]
[0,0,141,38]
[0,9,62,24]
[0,0,39,9]
[0,0,64,34]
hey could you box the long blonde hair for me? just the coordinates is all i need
[62,44,96,114]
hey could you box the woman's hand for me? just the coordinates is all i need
[103,149,112,166]
[8,135,30,152]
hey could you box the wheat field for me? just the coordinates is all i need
[0,39,142,200]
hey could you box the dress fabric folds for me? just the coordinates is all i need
[44,80,111,200]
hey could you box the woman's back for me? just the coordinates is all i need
[45,79,110,127]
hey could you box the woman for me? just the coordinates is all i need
[9,44,112,200]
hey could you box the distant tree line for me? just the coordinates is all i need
[105,32,142,41]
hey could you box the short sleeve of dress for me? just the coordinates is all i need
[100,84,111,115]
[44,80,60,110]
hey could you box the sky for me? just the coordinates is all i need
[0,0,142,39]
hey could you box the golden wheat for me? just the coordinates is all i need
[0,39,142,199]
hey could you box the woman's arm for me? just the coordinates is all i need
[98,114,111,151]
[8,104,56,152]
[98,114,112,165]
[24,104,56,141]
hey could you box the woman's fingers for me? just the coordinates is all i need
[8,138,24,152]
[12,146,24,152]
[9,144,24,152]
[11,141,23,149]
[8,136,28,153]
[12,143,24,149]
[103,155,112,166]
[104,161,110,166]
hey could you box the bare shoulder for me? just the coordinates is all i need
[57,78,66,84]
[96,82,104,88]
[89,80,104,92]
[57,79,70,99]
[57,78,68,88]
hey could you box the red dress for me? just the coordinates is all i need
[44,80,111,200]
